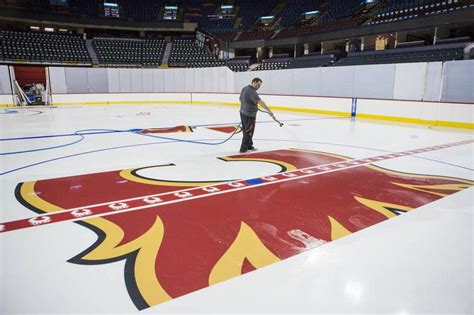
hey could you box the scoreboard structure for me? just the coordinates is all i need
[104,2,120,18]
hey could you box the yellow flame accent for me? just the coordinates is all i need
[143,125,192,133]
[354,196,413,219]
[219,156,297,172]
[20,181,63,213]
[328,216,352,240]
[289,148,351,161]
[121,154,298,187]
[367,165,474,185]
[120,167,221,187]
[19,181,171,307]
[390,183,469,197]
[82,216,171,306]
[209,222,280,286]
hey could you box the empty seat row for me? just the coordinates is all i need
[335,43,467,66]
[93,38,165,65]
[0,30,90,64]
[169,39,223,68]
[287,54,335,69]
[367,0,471,25]
[253,60,292,71]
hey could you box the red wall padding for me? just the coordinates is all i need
[14,66,46,87]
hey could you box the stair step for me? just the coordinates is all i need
[85,39,99,65]
[161,42,173,67]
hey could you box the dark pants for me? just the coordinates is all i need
[240,112,256,151]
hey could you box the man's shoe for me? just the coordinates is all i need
[247,146,257,152]
[239,148,247,153]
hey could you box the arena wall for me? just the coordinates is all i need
[1,62,473,128]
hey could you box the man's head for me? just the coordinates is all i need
[251,77,262,90]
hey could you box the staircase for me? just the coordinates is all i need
[270,29,282,39]
[270,0,288,16]
[160,42,173,68]
[233,31,243,41]
[85,39,99,65]
[249,0,287,30]
[233,16,242,29]
[248,63,261,71]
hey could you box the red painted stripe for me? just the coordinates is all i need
[0,139,472,234]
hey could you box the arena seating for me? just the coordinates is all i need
[320,0,362,24]
[368,0,472,25]
[0,1,471,70]
[199,18,236,34]
[68,0,99,17]
[169,39,225,68]
[287,54,335,69]
[93,38,165,66]
[279,0,324,27]
[237,30,273,41]
[275,16,366,39]
[119,0,163,22]
[234,0,278,30]
[335,42,467,66]
[1,30,90,64]
[253,58,292,71]
[183,0,206,23]
[216,32,238,42]
[0,0,169,21]
[227,62,250,72]
[1,0,471,28]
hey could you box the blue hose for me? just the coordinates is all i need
[0,129,119,156]
[0,110,284,155]
[0,129,134,142]
[0,123,241,156]
[1,133,84,155]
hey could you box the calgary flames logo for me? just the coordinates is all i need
[15,149,472,310]
[139,125,193,134]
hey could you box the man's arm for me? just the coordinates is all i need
[258,99,274,117]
